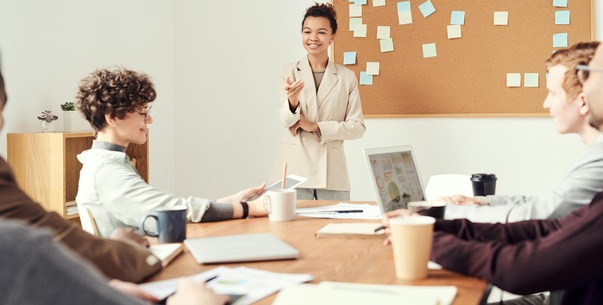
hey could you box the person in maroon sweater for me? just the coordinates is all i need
[382,42,603,305]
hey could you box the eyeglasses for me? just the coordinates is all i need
[136,103,153,121]
[576,64,603,85]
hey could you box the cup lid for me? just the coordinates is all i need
[389,215,436,225]
[470,173,497,181]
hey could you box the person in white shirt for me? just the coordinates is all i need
[75,68,268,237]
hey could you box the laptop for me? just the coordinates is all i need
[363,146,426,214]
[184,233,299,264]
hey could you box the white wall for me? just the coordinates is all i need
[0,0,177,192]
[1,1,601,201]
[172,0,602,201]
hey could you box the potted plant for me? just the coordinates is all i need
[37,110,58,132]
[60,101,75,111]
[60,101,85,132]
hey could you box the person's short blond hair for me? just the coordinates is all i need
[546,41,600,102]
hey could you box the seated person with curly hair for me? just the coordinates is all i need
[75,68,268,237]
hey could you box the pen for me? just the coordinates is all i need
[300,209,364,214]
[330,210,363,213]
[374,225,386,232]
[281,161,287,189]
[157,275,218,304]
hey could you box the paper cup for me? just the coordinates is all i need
[389,215,435,280]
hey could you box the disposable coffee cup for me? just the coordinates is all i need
[408,201,446,219]
[142,206,187,243]
[263,189,297,221]
[389,215,435,280]
[470,173,497,196]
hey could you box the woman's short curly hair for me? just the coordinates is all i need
[75,68,156,132]
[546,41,600,102]
[302,3,338,34]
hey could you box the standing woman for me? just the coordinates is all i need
[272,3,366,200]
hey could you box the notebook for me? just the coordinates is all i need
[315,223,385,238]
[184,233,299,264]
[363,146,426,214]
[150,243,184,267]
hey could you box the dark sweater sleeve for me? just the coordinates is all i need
[0,221,146,305]
[431,192,603,295]
[0,158,162,282]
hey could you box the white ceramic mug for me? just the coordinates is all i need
[263,189,297,221]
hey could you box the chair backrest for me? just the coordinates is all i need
[78,205,100,237]
[424,174,473,200]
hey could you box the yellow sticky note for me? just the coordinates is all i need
[494,11,508,26]
[377,26,390,39]
[506,73,521,87]
[373,0,386,7]
[422,43,437,58]
[349,18,363,31]
[524,73,539,88]
[366,62,380,75]
[349,4,363,17]
[353,24,367,37]
[447,25,461,39]
[380,38,394,52]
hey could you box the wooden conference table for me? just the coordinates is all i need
[148,200,488,305]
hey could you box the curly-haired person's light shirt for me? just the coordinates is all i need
[75,141,211,237]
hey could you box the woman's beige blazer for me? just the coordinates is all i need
[271,56,365,191]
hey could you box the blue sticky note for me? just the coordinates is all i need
[419,0,436,18]
[553,0,568,7]
[397,1,411,11]
[555,10,570,25]
[354,0,368,5]
[343,52,357,65]
[450,11,465,25]
[553,33,568,48]
[360,72,373,85]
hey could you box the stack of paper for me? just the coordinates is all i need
[139,266,313,305]
[273,282,457,305]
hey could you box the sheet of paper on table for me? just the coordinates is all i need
[139,266,313,305]
[273,281,457,305]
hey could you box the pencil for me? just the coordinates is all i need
[281,161,287,189]
[374,225,386,232]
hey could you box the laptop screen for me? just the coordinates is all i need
[364,146,426,214]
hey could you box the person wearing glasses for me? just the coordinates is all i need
[75,68,268,238]
[272,3,366,201]
[383,42,603,305]
[581,44,603,127]
[439,42,603,224]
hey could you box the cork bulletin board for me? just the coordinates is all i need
[332,0,594,117]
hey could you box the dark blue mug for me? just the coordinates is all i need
[142,206,187,243]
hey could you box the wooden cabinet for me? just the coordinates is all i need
[7,132,148,219]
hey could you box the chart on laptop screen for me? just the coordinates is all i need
[368,150,425,211]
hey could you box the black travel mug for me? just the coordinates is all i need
[470,173,497,196]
